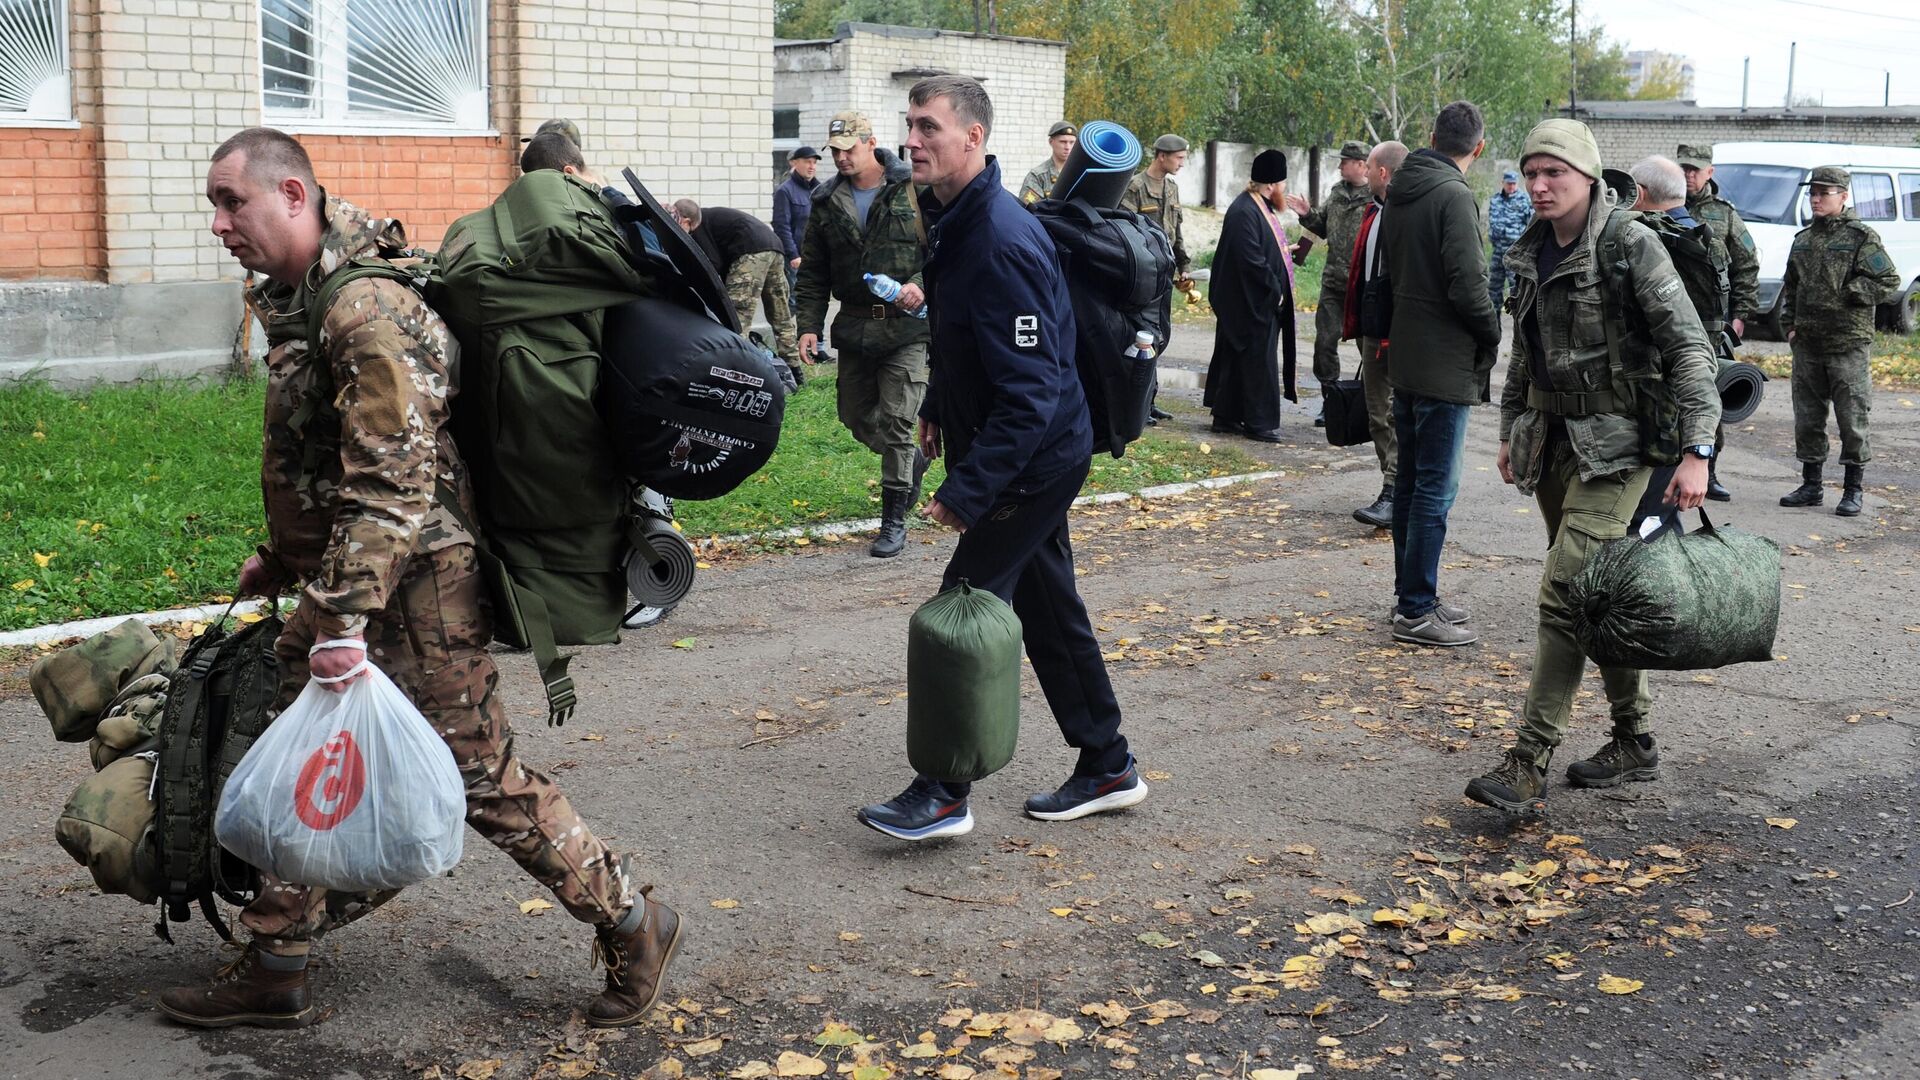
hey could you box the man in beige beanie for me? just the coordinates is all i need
[1465,118,1721,815]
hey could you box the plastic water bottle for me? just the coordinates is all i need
[864,272,928,319]
[1129,330,1158,428]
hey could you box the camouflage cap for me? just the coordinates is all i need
[1338,140,1369,161]
[1675,144,1713,169]
[1808,165,1851,189]
[1153,134,1189,154]
[1049,121,1078,138]
[826,111,873,151]
[533,118,582,148]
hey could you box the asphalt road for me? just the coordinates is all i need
[1,321,1914,1080]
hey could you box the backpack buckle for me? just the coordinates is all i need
[190,654,217,680]
[546,676,578,727]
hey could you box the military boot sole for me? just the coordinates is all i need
[1566,764,1660,789]
[157,1000,319,1029]
[585,916,685,1029]
[1463,779,1547,816]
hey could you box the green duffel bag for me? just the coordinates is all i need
[30,618,175,742]
[1570,509,1781,671]
[907,581,1024,783]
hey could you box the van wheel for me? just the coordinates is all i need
[1895,282,1919,336]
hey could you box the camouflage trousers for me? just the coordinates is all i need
[1791,339,1872,466]
[1312,285,1350,386]
[725,250,800,364]
[837,339,929,490]
[1513,437,1653,767]
[1362,338,1397,487]
[241,544,633,957]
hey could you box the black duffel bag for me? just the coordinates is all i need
[1322,365,1371,448]
[1570,509,1781,670]
[600,298,787,500]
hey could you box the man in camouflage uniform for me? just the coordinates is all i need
[1466,120,1720,816]
[795,110,931,558]
[1120,134,1191,280]
[1486,170,1532,311]
[1020,121,1077,205]
[1678,144,1760,501]
[164,128,679,1030]
[1778,166,1903,517]
[672,199,803,382]
[1287,140,1373,425]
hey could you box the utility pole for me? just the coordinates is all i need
[1569,0,1578,114]
[1887,71,1893,108]
[1785,42,1796,110]
[1741,57,1750,111]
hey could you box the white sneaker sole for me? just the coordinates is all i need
[1025,781,1150,822]
[858,807,974,841]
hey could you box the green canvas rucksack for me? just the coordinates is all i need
[1595,187,1732,468]
[308,170,718,725]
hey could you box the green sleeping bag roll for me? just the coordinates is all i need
[907,581,1024,783]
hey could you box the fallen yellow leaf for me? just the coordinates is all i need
[1765,817,1798,830]
[711,898,740,909]
[1597,974,1644,995]
[775,1050,827,1077]
[684,1037,724,1057]
[518,898,553,916]
[729,1063,774,1080]
[455,1061,503,1080]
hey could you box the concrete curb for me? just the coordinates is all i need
[1,470,1284,650]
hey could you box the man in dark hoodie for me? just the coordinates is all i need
[772,146,820,296]
[854,75,1144,841]
[794,110,931,558]
[1382,100,1501,648]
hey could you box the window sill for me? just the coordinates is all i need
[271,121,500,139]
[0,117,81,130]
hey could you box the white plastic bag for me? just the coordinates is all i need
[215,643,466,892]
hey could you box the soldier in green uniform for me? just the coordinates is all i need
[165,128,680,1029]
[1288,140,1374,425]
[1778,166,1903,517]
[1120,134,1191,278]
[1020,121,1076,205]
[1466,120,1721,815]
[1678,144,1760,501]
[794,111,932,557]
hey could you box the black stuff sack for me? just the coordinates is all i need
[1322,373,1371,448]
[1570,509,1781,671]
[601,298,786,500]
[906,581,1024,784]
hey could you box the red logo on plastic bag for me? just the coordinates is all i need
[293,732,367,830]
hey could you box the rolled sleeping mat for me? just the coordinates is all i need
[1716,358,1768,424]
[1049,121,1141,210]
[626,519,697,610]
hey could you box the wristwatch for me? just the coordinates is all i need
[1683,444,1715,460]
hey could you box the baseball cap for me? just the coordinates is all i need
[825,112,873,151]
[1502,170,1519,182]
[788,145,821,161]
[531,118,581,147]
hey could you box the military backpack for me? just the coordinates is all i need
[307,170,780,724]
[1594,202,1731,467]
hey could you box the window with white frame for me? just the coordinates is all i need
[260,0,488,131]
[0,0,72,124]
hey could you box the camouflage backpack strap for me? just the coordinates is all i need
[288,258,424,472]
[1597,208,1682,466]
[152,604,237,941]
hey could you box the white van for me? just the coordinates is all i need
[1707,141,1920,336]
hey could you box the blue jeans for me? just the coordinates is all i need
[1390,391,1470,618]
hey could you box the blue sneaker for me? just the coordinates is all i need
[857,777,974,841]
[1024,758,1150,822]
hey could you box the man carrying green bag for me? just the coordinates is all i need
[857,77,1146,842]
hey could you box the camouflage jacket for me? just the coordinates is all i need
[793,148,930,353]
[1685,180,1760,323]
[1487,188,1533,251]
[1119,172,1188,272]
[248,195,472,639]
[1781,208,1902,351]
[1500,179,1720,494]
[1020,159,1064,205]
[1297,178,1372,291]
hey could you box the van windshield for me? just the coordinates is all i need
[1712,164,1808,224]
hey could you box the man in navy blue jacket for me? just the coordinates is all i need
[856,75,1147,842]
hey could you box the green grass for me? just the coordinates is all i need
[1173,244,1324,324]
[0,371,1256,631]
[1748,331,1920,387]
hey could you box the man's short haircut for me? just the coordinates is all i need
[520,131,585,175]
[1629,155,1686,205]
[671,198,701,227]
[211,127,316,189]
[1369,140,1409,173]
[1430,101,1484,157]
[908,75,994,140]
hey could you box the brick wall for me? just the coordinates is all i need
[1577,113,1920,173]
[510,0,775,218]
[300,136,516,246]
[0,128,108,281]
[776,24,1066,195]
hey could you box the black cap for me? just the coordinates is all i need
[1251,149,1288,183]
[788,145,821,161]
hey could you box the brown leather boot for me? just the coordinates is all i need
[158,945,317,1029]
[586,886,683,1028]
